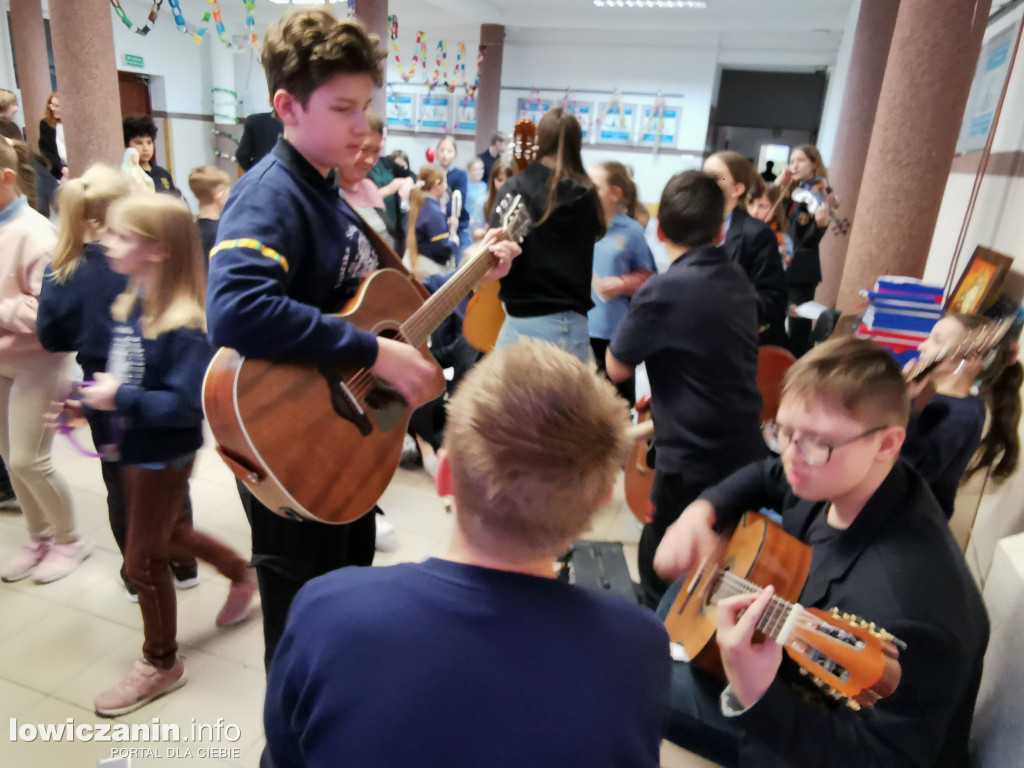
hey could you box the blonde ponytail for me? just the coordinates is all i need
[53,165,132,283]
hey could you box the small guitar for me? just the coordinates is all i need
[463,119,539,353]
[664,512,903,710]
[904,315,1014,383]
[203,195,531,524]
[624,398,655,524]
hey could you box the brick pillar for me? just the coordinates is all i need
[47,0,124,176]
[9,0,51,150]
[474,25,505,155]
[835,0,993,311]
[353,0,389,117]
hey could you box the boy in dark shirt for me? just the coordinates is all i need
[122,115,181,197]
[654,337,988,768]
[606,171,765,607]
[206,8,517,671]
[265,342,670,768]
[187,165,232,264]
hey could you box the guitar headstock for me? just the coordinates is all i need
[513,119,538,172]
[495,193,532,244]
[787,607,903,710]
[907,315,1015,382]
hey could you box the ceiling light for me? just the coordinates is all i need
[594,0,706,7]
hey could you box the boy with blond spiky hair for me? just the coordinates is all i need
[265,342,670,768]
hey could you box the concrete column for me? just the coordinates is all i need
[9,0,51,149]
[815,0,901,308]
[47,0,123,176]
[474,24,504,155]
[353,0,389,117]
[835,0,993,312]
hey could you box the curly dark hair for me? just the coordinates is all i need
[123,115,158,146]
[261,9,384,106]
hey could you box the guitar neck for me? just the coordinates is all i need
[707,569,802,644]
[400,237,499,348]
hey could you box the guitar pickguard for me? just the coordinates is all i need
[320,366,409,437]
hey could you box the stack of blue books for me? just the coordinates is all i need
[856,277,944,365]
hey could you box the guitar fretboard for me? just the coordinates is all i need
[707,569,802,642]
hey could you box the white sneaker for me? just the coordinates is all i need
[375,517,399,553]
[1,538,51,582]
[33,539,93,584]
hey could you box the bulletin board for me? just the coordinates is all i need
[386,91,416,130]
[637,105,681,147]
[419,93,453,133]
[517,98,553,125]
[455,97,477,134]
[596,102,636,145]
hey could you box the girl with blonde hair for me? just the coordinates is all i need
[79,194,255,717]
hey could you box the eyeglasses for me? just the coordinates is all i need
[762,421,888,466]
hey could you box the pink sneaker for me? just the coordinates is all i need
[33,538,93,584]
[1,538,52,583]
[95,657,187,718]
[215,573,258,627]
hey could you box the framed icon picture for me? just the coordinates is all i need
[946,246,1014,315]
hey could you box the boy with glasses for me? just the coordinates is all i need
[654,337,989,767]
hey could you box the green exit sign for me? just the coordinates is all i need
[124,54,144,68]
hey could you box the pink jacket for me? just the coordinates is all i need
[0,198,57,361]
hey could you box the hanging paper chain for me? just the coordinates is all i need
[166,0,259,49]
[464,46,487,101]
[389,16,426,83]
[110,0,165,37]
[212,128,239,144]
[643,92,667,154]
[427,40,449,91]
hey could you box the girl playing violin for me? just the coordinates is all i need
[776,145,831,356]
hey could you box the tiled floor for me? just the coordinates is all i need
[0,427,643,767]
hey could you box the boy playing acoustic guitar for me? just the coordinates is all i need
[655,337,988,768]
[264,342,671,767]
[206,9,517,670]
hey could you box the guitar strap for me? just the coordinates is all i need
[341,197,430,301]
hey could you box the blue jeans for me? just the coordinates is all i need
[495,311,594,364]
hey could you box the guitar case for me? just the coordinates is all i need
[557,541,639,604]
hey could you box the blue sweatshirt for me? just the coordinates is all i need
[414,196,458,267]
[107,304,212,465]
[36,242,128,378]
[207,138,380,368]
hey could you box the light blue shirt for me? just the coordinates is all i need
[588,213,657,340]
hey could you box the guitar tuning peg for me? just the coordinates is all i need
[831,607,840,616]
[859,618,869,628]
[798,667,808,676]
[847,700,862,711]
[868,622,876,631]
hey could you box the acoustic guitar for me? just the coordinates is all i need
[203,195,531,525]
[663,512,903,710]
[463,119,539,353]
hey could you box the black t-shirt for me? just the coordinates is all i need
[610,246,766,485]
[495,163,602,318]
[196,217,218,266]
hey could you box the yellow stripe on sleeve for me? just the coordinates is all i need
[430,233,452,243]
[209,239,290,273]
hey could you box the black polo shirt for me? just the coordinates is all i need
[610,245,766,486]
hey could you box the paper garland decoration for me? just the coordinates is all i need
[110,0,165,37]
[212,128,239,143]
[211,87,243,123]
[390,16,426,83]
[162,0,260,49]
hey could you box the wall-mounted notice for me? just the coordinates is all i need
[419,93,452,133]
[386,92,416,130]
[563,101,594,141]
[596,103,636,144]
[455,98,477,133]
[517,98,552,125]
[637,105,681,147]
[957,19,1021,154]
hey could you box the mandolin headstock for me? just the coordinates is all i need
[786,607,903,710]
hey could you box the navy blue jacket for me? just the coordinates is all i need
[107,304,212,465]
[444,166,470,230]
[413,196,458,266]
[207,138,380,368]
[36,242,128,378]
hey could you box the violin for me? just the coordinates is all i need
[791,178,851,236]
